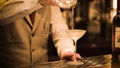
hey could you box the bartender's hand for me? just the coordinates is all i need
[61,52,81,61]
[38,0,58,6]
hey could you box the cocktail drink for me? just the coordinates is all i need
[67,29,86,43]
[67,29,86,65]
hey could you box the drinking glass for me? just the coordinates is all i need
[67,29,86,65]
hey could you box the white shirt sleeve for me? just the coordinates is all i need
[50,6,75,58]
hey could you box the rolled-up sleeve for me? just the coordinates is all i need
[50,6,75,58]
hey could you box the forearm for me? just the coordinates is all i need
[50,6,75,58]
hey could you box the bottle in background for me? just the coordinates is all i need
[112,11,120,63]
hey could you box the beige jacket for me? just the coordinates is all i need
[0,0,75,67]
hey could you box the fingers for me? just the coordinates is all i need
[71,53,81,60]
[61,52,81,61]
[75,53,81,59]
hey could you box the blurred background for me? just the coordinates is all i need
[48,0,118,61]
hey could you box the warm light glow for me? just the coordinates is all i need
[113,0,117,9]
[110,0,117,22]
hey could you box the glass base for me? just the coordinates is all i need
[67,60,84,65]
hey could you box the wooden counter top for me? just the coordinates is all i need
[17,54,120,68]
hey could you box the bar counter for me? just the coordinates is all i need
[18,54,120,68]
